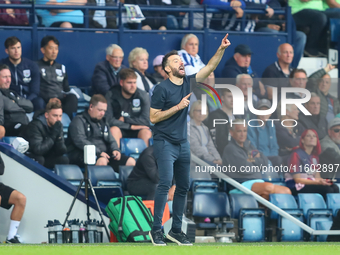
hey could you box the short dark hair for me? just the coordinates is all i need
[119,68,137,81]
[289,68,307,79]
[162,50,178,75]
[4,36,21,49]
[41,35,59,48]
[0,64,10,72]
[46,98,62,113]
[219,88,231,96]
[90,94,107,107]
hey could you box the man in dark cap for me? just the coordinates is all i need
[222,44,266,98]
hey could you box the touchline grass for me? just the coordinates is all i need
[1,243,340,255]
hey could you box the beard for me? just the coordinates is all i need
[122,86,135,96]
[170,66,185,78]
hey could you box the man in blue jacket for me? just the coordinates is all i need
[1,36,45,111]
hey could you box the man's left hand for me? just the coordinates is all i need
[167,185,176,201]
[220,33,231,50]
[112,150,121,161]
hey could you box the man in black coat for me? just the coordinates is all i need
[22,98,69,169]
[91,44,127,95]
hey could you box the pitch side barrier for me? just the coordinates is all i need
[191,154,340,237]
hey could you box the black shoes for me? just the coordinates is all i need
[166,230,192,246]
[149,229,166,246]
[6,236,21,244]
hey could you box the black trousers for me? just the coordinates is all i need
[61,94,78,120]
[290,183,339,201]
[27,153,69,170]
[127,178,157,200]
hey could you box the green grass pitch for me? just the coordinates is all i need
[1,242,340,255]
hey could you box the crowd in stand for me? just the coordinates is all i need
[1,28,340,243]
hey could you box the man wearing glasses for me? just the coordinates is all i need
[92,44,127,96]
[287,68,309,99]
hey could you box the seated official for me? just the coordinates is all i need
[106,68,152,148]
[127,146,176,200]
[189,100,222,165]
[0,64,33,136]
[286,129,339,200]
[223,120,291,199]
[67,94,135,172]
[22,98,69,169]
[91,44,127,95]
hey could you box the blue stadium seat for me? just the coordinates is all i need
[54,164,83,186]
[2,136,18,145]
[326,193,340,217]
[149,137,153,146]
[261,170,283,183]
[70,86,90,113]
[270,194,304,241]
[316,221,333,242]
[330,19,340,43]
[61,113,71,138]
[119,165,134,194]
[229,194,265,242]
[120,138,146,159]
[87,165,123,203]
[191,180,219,193]
[298,193,333,240]
[192,192,233,232]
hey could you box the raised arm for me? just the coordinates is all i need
[196,33,231,82]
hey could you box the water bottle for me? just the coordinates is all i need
[62,222,71,243]
[54,220,63,244]
[70,220,80,244]
[96,221,103,243]
[79,222,86,243]
[86,220,97,243]
[45,220,56,243]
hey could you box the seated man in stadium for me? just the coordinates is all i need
[0,64,33,136]
[151,55,167,84]
[247,99,282,166]
[204,88,234,156]
[189,100,222,165]
[221,44,266,98]
[67,94,135,172]
[0,154,26,243]
[262,43,294,91]
[306,64,340,123]
[37,36,78,120]
[91,44,127,95]
[286,68,308,99]
[1,36,45,111]
[222,120,291,199]
[35,0,86,28]
[22,98,69,169]
[299,93,328,140]
[127,145,176,200]
[236,73,258,120]
[319,118,340,179]
[0,0,29,26]
[106,68,152,148]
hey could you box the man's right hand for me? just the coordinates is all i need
[177,93,192,110]
[51,121,62,139]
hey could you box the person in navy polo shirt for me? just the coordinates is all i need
[149,34,231,246]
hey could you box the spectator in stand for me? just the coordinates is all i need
[1,36,45,111]
[128,47,156,92]
[151,55,167,84]
[287,68,308,99]
[22,98,69,169]
[67,94,135,172]
[299,93,328,140]
[88,0,117,29]
[262,43,294,91]
[37,36,78,120]
[223,121,291,199]
[0,64,33,136]
[247,99,282,166]
[222,44,266,98]
[35,0,86,29]
[189,100,222,165]
[0,155,26,243]
[0,0,29,26]
[275,103,305,157]
[92,44,127,95]
[319,118,340,179]
[127,146,176,200]
[105,68,152,148]
[124,0,167,30]
[204,88,234,156]
[285,129,339,200]
[236,74,258,120]
[306,64,340,123]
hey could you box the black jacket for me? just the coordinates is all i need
[1,57,40,100]
[0,88,33,127]
[105,85,150,129]
[262,61,292,90]
[67,111,119,159]
[36,59,70,102]
[91,60,127,95]
[22,113,67,157]
[298,113,328,140]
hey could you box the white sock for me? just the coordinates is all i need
[7,220,20,239]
